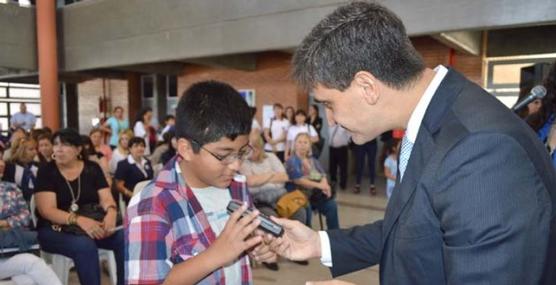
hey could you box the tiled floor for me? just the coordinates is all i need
[70,177,388,285]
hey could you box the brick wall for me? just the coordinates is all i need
[77,78,128,134]
[177,52,304,124]
[412,36,483,86]
[74,37,483,134]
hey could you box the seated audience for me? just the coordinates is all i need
[36,133,53,167]
[90,128,112,162]
[82,135,112,186]
[7,136,39,203]
[286,133,339,230]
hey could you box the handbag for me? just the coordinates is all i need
[52,204,121,235]
[0,228,38,257]
[276,190,308,218]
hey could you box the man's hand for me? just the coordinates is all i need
[266,217,321,261]
[207,203,263,268]
[250,230,277,263]
[306,280,356,285]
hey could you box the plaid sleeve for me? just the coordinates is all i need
[125,199,172,285]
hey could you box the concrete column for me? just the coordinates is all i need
[36,0,60,130]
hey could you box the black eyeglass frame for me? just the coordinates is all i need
[190,138,253,164]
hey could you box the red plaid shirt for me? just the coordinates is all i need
[125,156,253,285]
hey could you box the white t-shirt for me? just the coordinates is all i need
[191,187,241,283]
[133,121,151,156]
[286,124,318,148]
[263,118,290,152]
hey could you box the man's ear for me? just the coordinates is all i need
[177,138,195,161]
[353,71,380,105]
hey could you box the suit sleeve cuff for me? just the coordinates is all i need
[319,231,333,267]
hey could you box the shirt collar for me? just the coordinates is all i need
[405,65,448,143]
[127,155,147,166]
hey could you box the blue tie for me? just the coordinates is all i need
[398,135,414,182]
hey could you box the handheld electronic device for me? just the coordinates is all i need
[226,200,284,237]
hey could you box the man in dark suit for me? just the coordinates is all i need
[259,2,556,284]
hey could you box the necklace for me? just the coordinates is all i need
[65,176,81,212]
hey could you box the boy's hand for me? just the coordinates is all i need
[209,203,263,267]
[250,230,277,263]
[266,217,321,261]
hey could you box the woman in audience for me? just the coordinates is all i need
[101,106,129,150]
[284,106,295,125]
[7,136,39,203]
[89,128,112,162]
[159,131,177,166]
[132,107,153,156]
[241,133,306,223]
[149,131,172,166]
[285,109,319,160]
[36,133,53,167]
[307,104,324,158]
[34,128,124,285]
[240,133,307,270]
[3,127,26,161]
[81,135,112,186]
[109,129,133,176]
[114,137,153,204]
[0,179,62,285]
[286,133,339,230]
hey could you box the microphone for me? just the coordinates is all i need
[512,85,547,112]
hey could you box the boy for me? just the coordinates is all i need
[125,81,268,285]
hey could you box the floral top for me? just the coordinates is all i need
[0,181,31,228]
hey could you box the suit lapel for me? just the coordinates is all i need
[382,68,467,243]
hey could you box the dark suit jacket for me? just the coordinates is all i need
[327,69,556,284]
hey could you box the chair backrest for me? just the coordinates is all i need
[133,180,151,196]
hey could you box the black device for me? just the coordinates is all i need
[226,200,284,237]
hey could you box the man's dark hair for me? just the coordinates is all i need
[128,137,146,149]
[175,80,252,152]
[292,1,425,92]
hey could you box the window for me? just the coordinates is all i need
[485,54,556,108]
[0,82,41,135]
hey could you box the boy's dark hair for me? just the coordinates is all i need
[175,80,252,152]
[128,137,146,148]
[293,1,425,92]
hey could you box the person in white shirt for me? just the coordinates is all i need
[285,109,318,161]
[109,129,133,176]
[133,107,154,156]
[328,124,351,191]
[263,103,290,162]
[10,103,36,132]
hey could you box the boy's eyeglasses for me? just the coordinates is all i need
[190,139,253,164]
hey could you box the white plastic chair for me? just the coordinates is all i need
[30,196,118,285]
